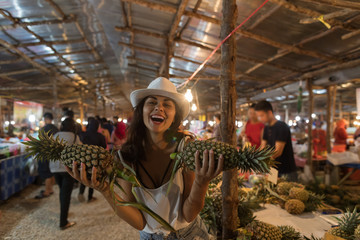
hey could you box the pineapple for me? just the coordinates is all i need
[246,220,282,240]
[23,130,113,179]
[289,187,309,202]
[355,225,360,240]
[278,225,302,240]
[328,208,360,240]
[276,182,293,195]
[285,199,305,214]
[175,140,275,173]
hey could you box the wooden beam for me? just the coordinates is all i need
[300,9,355,24]
[0,58,21,64]
[300,0,360,11]
[30,49,93,59]
[15,39,84,47]
[300,57,360,80]
[0,68,39,76]
[0,86,52,90]
[0,16,76,31]
[0,39,51,74]
[269,0,356,31]
[118,42,164,55]
[221,0,238,238]
[117,27,301,73]
[237,29,341,63]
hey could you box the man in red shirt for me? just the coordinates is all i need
[240,104,264,148]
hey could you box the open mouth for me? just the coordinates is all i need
[150,115,165,124]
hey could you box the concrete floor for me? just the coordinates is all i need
[0,183,139,240]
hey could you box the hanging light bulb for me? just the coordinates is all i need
[185,89,193,102]
[191,103,197,111]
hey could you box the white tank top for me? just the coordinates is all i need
[132,137,191,235]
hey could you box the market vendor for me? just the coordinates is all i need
[66,77,223,239]
[239,103,264,148]
[255,101,297,181]
[334,119,348,151]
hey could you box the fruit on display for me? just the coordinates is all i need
[276,182,293,195]
[285,199,306,214]
[278,225,302,240]
[23,130,113,178]
[327,208,360,240]
[289,187,310,202]
[174,140,275,173]
[246,220,282,240]
[354,225,360,240]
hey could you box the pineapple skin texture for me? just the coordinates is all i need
[285,199,305,215]
[289,187,309,202]
[355,225,360,240]
[61,144,113,176]
[177,140,273,173]
[247,220,282,240]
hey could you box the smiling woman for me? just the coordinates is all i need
[67,77,224,240]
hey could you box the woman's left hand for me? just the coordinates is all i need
[194,149,224,186]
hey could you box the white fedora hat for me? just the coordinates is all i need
[130,77,190,120]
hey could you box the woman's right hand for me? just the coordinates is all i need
[65,162,109,193]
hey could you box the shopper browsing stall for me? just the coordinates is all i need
[255,101,297,181]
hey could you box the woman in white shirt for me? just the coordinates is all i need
[50,118,82,230]
[67,77,223,239]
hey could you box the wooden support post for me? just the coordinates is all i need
[339,95,343,119]
[220,0,238,239]
[331,87,337,134]
[52,76,59,126]
[326,86,334,153]
[79,89,84,125]
[307,79,314,172]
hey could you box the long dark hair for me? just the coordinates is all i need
[121,96,184,163]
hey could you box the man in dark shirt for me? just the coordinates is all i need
[36,112,59,199]
[255,101,298,181]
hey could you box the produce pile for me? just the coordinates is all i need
[200,177,324,240]
[306,182,360,211]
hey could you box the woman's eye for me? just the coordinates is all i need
[148,101,156,105]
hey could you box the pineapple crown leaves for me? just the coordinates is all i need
[22,130,65,162]
[333,207,360,235]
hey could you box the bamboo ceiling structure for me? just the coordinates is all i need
[0,0,360,115]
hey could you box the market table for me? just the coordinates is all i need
[254,204,333,238]
[0,154,36,201]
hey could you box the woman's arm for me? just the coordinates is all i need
[65,162,146,230]
[182,149,223,223]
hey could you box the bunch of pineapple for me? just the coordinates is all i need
[278,225,302,240]
[327,208,360,240]
[23,130,114,179]
[174,140,275,173]
[246,220,283,240]
[273,181,324,215]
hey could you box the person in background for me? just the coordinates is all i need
[111,120,127,150]
[35,112,58,199]
[102,117,114,135]
[78,118,106,203]
[113,116,119,127]
[334,119,348,145]
[96,117,111,147]
[312,120,326,155]
[239,103,264,148]
[49,118,81,230]
[255,101,298,181]
[212,113,222,141]
[64,110,83,135]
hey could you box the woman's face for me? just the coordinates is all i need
[143,95,176,134]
